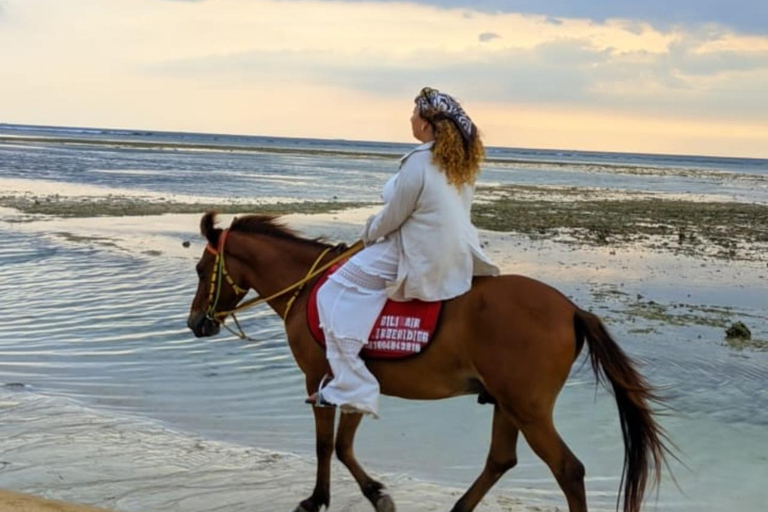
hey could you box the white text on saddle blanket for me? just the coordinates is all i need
[369,315,431,353]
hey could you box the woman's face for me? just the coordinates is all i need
[411,106,434,143]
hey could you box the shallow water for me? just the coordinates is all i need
[1,132,767,511]
[2,126,767,205]
[1,214,767,511]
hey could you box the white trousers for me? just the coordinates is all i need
[316,239,399,417]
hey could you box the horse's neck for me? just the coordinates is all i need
[240,234,327,316]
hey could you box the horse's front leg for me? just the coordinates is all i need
[336,412,396,512]
[296,406,336,512]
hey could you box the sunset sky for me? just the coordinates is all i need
[1,0,767,157]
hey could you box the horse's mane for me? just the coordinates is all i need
[231,214,330,247]
[201,211,332,249]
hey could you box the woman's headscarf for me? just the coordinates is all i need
[415,87,476,143]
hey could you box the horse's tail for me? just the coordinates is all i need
[575,309,671,512]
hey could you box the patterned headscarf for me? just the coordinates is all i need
[414,87,476,143]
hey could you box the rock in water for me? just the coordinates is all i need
[3,382,27,391]
[725,322,751,340]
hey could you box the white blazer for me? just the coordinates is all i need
[361,141,499,301]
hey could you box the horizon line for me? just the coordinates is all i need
[1,121,766,162]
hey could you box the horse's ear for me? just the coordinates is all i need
[200,211,222,247]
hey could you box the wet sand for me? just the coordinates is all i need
[0,391,541,512]
[0,491,113,512]
[2,180,766,262]
[473,184,768,262]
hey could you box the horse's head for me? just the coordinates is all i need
[187,212,249,337]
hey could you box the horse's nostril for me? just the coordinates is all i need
[200,318,220,337]
[187,311,206,335]
[187,311,220,338]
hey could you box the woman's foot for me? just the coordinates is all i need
[305,391,335,407]
[305,374,335,407]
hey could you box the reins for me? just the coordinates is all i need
[205,229,364,340]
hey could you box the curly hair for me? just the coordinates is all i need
[425,115,485,188]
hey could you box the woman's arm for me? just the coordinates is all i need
[361,158,425,244]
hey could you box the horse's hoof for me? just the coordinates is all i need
[294,495,329,512]
[375,493,396,512]
[293,503,316,512]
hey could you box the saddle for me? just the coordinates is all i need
[306,265,443,360]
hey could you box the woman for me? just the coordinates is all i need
[310,87,499,417]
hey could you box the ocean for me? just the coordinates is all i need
[0,123,766,511]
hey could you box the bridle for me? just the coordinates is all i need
[202,228,363,340]
[204,229,251,339]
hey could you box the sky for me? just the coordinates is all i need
[1,0,767,157]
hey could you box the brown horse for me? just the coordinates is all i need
[187,212,671,512]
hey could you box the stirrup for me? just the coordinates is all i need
[304,391,336,408]
[305,374,335,407]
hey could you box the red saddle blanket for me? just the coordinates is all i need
[307,266,443,360]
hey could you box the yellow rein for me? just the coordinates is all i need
[208,233,364,325]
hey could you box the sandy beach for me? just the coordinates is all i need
[0,388,545,512]
[0,491,114,512]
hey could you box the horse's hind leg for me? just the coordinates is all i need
[336,412,395,512]
[520,416,587,512]
[450,405,520,512]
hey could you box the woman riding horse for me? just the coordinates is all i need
[187,88,672,512]
[310,87,499,417]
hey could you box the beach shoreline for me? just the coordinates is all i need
[0,490,114,512]
[0,389,550,512]
[2,177,766,263]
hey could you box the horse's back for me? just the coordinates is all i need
[465,273,578,318]
[446,274,581,397]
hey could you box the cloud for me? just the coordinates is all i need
[150,32,768,123]
[292,0,768,34]
[2,0,767,156]
[478,32,500,42]
[621,21,646,36]
[667,38,768,77]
